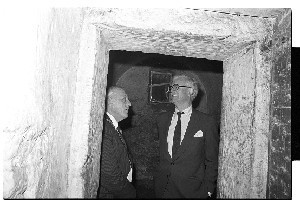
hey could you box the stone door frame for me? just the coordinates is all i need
[67,9,289,198]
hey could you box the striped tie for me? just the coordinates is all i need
[116,126,132,167]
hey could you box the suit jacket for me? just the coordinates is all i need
[98,115,136,199]
[154,108,219,199]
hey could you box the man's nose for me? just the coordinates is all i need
[127,100,131,106]
[171,88,178,93]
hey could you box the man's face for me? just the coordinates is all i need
[109,89,131,122]
[170,77,192,106]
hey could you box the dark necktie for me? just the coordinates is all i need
[116,126,132,167]
[172,112,184,156]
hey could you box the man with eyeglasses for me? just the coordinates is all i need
[154,74,219,199]
[97,86,136,199]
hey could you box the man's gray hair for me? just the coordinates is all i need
[173,74,199,101]
[106,86,124,105]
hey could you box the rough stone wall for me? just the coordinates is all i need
[218,38,272,198]
[82,30,109,198]
[3,8,84,198]
[66,17,105,198]
[267,9,291,199]
[3,8,289,199]
[248,37,272,198]
[218,45,257,198]
[93,8,273,61]
[36,8,84,198]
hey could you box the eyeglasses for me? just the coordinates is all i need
[167,84,192,92]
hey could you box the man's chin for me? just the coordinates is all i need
[123,113,129,119]
[171,98,179,104]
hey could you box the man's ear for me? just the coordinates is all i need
[189,88,194,96]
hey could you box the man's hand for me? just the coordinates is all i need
[208,192,212,198]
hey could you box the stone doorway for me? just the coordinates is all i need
[3,8,290,199]
[65,8,290,199]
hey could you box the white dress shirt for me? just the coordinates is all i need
[106,112,119,130]
[106,112,132,182]
[167,105,193,158]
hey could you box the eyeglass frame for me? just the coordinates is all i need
[167,84,193,92]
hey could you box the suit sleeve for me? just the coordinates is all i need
[204,116,219,194]
[100,129,136,198]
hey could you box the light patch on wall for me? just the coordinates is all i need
[0,7,41,129]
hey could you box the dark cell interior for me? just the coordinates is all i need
[106,50,223,198]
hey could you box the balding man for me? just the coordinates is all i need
[97,86,136,199]
[154,74,219,199]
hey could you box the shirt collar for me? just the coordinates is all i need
[106,112,119,129]
[175,105,192,115]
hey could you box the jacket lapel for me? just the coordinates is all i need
[105,114,133,167]
[105,114,127,148]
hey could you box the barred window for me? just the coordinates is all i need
[149,70,172,103]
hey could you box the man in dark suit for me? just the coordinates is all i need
[154,73,219,199]
[98,86,136,199]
